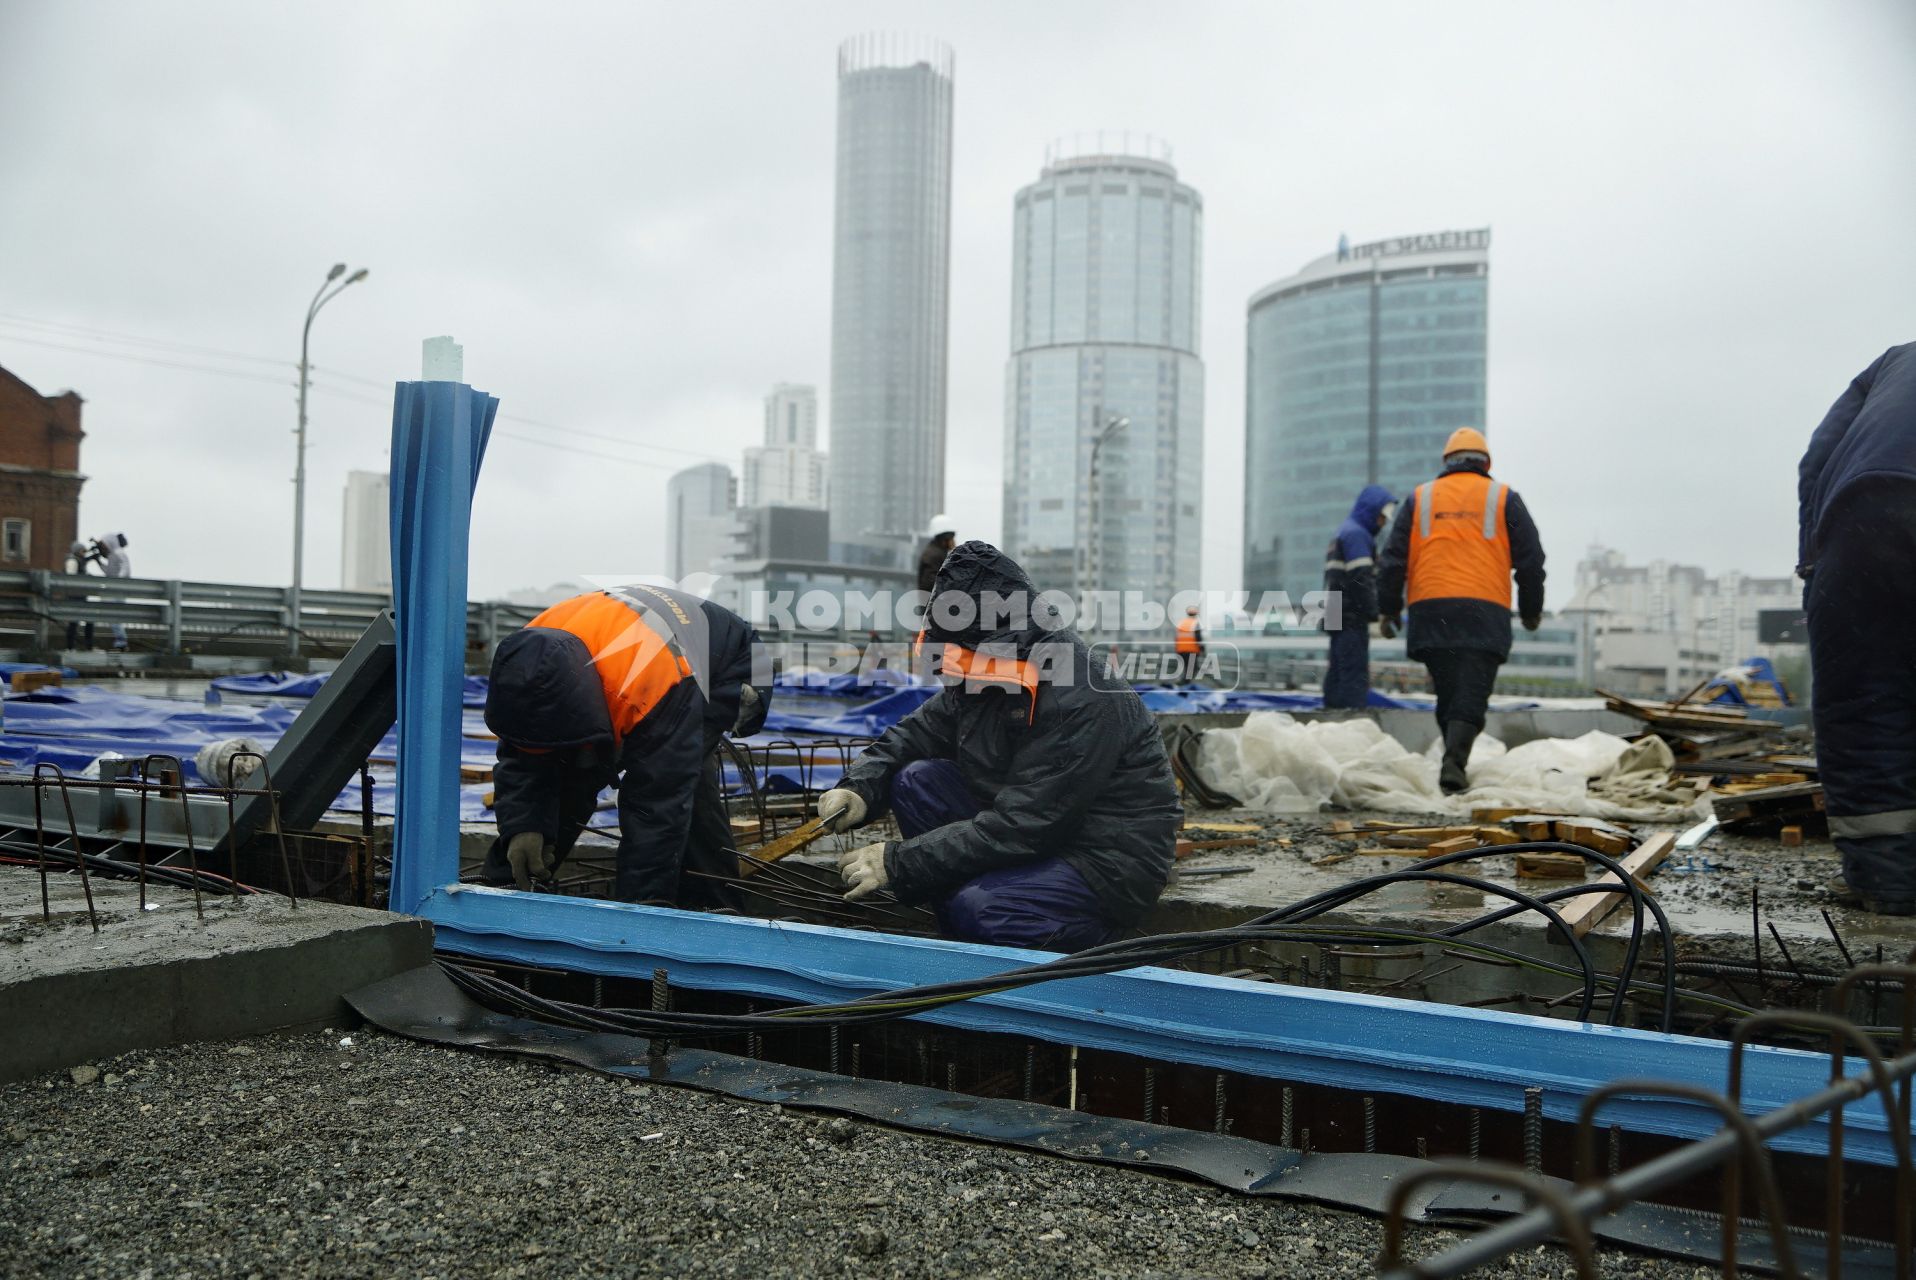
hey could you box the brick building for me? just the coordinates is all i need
[0,364,86,571]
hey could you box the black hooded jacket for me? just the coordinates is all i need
[839,542,1181,926]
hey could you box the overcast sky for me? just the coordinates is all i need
[3,0,1912,603]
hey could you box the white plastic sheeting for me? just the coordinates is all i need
[1193,712,1708,821]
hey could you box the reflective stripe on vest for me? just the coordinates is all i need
[1406,472,1514,607]
[524,590,698,741]
[1829,809,1916,839]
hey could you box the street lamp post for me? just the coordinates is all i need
[1086,413,1129,618]
[292,262,369,656]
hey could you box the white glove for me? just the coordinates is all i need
[817,788,868,833]
[838,842,890,901]
[506,831,557,890]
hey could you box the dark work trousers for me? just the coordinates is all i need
[679,723,742,911]
[1808,479,1916,905]
[1421,648,1503,734]
[1323,625,1371,709]
[889,758,1118,951]
[479,724,740,910]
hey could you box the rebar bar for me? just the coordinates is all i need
[1523,1086,1543,1174]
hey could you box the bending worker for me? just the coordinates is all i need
[481,583,771,905]
[1322,485,1396,711]
[1378,428,1545,794]
[1798,341,1916,916]
[815,541,1181,950]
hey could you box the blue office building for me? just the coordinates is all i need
[1243,228,1489,602]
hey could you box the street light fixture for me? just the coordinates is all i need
[291,262,369,656]
[1086,413,1130,612]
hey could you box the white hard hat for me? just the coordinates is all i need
[926,513,955,539]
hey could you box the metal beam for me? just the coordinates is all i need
[418,884,1910,1166]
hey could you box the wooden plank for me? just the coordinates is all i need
[1516,852,1586,879]
[1176,836,1260,858]
[1780,825,1804,847]
[1471,806,1528,822]
[1425,835,1481,858]
[1552,821,1631,856]
[1556,833,1677,937]
[1182,820,1261,834]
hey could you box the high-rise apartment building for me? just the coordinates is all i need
[744,383,827,509]
[1002,140,1203,599]
[340,469,390,593]
[666,461,737,581]
[826,33,954,556]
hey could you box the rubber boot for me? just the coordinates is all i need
[1438,721,1479,795]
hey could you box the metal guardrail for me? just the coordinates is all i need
[0,569,543,662]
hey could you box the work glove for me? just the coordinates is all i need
[1521,615,1541,633]
[1378,616,1398,640]
[733,684,765,737]
[506,831,557,890]
[816,787,868,833]
[838,842,890,901]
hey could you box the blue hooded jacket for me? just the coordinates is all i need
[1324,484,1395,624]
[1799,343,1916,573]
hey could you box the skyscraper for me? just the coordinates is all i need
[1002,139,1203,600]
[666,461,737,581]
[1243,228,1489,602]
[340,469,390,594]
[744,383,827,509]
[826,33,954,555]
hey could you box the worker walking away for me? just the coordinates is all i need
[1173,605,1204,683]
[1378,429,1545,794]
[917,515,956,595]
[480,583,772,906]
[815,541,1181,950]
[1798,341,1916,916]
[1322,485,1396,712]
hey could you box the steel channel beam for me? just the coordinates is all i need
[419,884,1910,1166]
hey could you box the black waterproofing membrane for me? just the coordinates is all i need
[348,966,1891,1277]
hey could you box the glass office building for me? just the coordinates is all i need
[1243,229,1489,602]
[827,34,954,557]
[1003,141,1203,601]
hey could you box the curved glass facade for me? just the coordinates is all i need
[1244,231,1488,601]
[1003,150,1203,600]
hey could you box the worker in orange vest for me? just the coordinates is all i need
[1377,428,1546,794]
[1173,606,1204,683]
[481,584,771,904]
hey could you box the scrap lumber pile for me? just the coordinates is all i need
[1314,812,1675,936]
[1602,689,1824,840]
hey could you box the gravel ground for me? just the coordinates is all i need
[0,1031,1714,1280]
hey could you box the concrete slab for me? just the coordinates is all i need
[0,866,431,1082]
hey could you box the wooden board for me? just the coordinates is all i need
[1552,821,1630,857]
[1515,852,1586,879]
[1555,833,1677,937]
[1425,835,1481,858]
[737,816,831,877]
[1182,820,1261,833]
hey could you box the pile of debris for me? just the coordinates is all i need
[1315,812,1675,936]
[1601,691,1823,843]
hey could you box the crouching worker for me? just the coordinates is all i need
[480,584,771,906]
[814,541,1181,950]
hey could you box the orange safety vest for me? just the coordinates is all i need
[524,590,696,742]
[1406,471,1513,607]
[1174,617,1202,655]
[914,631,1042,724]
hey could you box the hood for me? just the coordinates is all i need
[1347,484,1395,529]
[485,627,614,750]
[923,540,1056,655]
